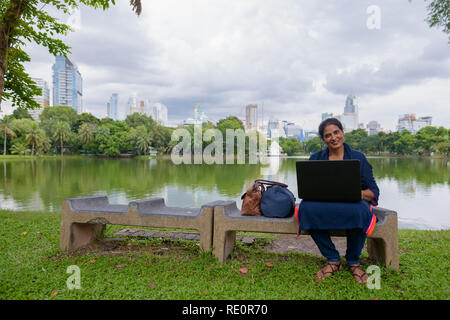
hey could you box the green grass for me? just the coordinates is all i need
[0,210,448,300]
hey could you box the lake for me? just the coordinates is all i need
[0,156,448,230]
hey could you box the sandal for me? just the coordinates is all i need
[316,260,342,281]
[348,264,369,284]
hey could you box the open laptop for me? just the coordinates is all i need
[296,160,361,202]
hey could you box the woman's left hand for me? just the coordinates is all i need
[361,189,375,202]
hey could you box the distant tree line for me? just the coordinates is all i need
[1,106,448,157]
[0,107,261,157]
[278,127,450,156]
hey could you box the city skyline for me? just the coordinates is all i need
[9,0,450,131]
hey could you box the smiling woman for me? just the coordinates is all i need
[297,117,380,284]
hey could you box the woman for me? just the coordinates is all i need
[297,118,380,284]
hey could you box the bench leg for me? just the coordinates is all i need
[367,214,399,271]
[213,229,236,263]
[367,236,399,271]
[224,231,236,261]
[61,222,105,252]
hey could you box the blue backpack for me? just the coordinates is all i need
[259,182,296,218]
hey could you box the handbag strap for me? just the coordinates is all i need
[254,179,288,188]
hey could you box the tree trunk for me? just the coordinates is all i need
[60,138,63,156]
[0,0,27,105]
[3,130,6,155]
[31,142,34,156]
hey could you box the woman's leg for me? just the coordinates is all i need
[345,228,367,265]
[345,228,369,283]
[309,229,342,280]
[309,229,341,262]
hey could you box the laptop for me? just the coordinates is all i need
[296,160,361,202]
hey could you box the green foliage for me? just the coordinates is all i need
[278,137,303,156]
[425,0,450,38]
[341,127,449,156]
[304,137,324,153]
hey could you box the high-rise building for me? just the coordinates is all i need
[107,93,119,121]
[367,120,381,135]
[52,55,83,113]
[397,114,432,133]
[245,104,258,131]
[128,93,138,114]
[336,95,359,132]
[150,102,168,126]
[345,95,357,113]
[29,78,50,122]
[284,122,303,140]
[321,112,333,121]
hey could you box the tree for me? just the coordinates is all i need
[9,141,29,156]
[12,106,32,119]
[278,137,303,156]
[0,0,142,110]
[125,112,155,129]
[0,115,16,155]
[73,112,100,132]
[40,106,78,135]
[78,122,96,145]
[53,121,71,156]
[304,137,324,153]
[425,0,450,38]
[135,126,151,155]
[25,122,44,155]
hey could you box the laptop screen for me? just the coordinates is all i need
[296,160,361,202]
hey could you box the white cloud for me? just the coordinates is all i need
[16,0,450,131]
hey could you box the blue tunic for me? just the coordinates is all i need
[296,143,380,234]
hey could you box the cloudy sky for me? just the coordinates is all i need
[15,0,450,131]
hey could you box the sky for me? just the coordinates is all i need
[5,0,450,131]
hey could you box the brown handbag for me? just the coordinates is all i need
[240,179,288,216]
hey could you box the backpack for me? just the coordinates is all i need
[260,184,296,218]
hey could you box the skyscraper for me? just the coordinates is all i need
[128,93,138,114]
[336,94,359,132]
[245,104,258,131]
[344,95,357,113]
[150,102,168,126]
[107,93,119,121]
[29,78,50,122]
[52,56,83,113]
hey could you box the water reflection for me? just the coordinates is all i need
[0,156,448,230]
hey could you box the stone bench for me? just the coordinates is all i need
[60,196,220,252]
[212,201,399,270]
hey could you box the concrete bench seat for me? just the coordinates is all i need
[60,196,219,253]
[213,201,399,270]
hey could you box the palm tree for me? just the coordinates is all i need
[79,123,96,145]
[10,142,30,156]
[25,122,44,156]
[37,136,51,155]
[94,125,110,141]
[53,121,71,156]
[0,116,16,155]
[136,131,152,156]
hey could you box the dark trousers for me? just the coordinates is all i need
[309,229,367,265]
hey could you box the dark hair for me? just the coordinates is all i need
[318,118,344,140]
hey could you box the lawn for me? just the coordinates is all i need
[0,210,448,300]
